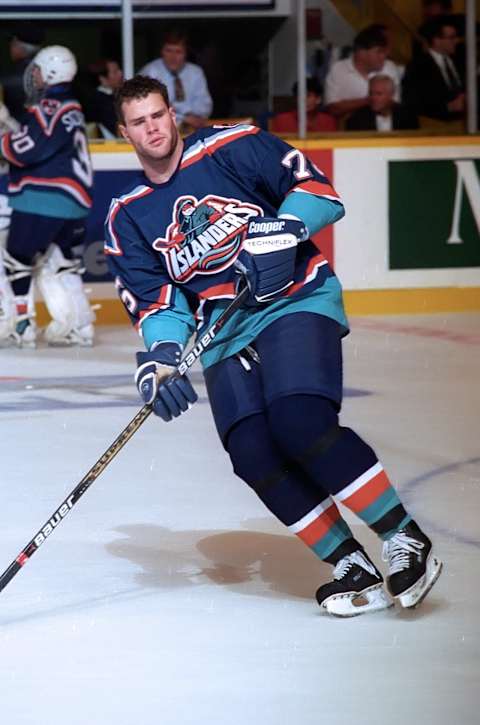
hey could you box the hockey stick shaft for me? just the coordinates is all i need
[0,287,249,594]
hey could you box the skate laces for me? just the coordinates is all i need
[382,532,424,574]
[333,551,377,580]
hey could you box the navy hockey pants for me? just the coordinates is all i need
[204,312,409,562]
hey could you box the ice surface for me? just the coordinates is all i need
[0,314,478,725]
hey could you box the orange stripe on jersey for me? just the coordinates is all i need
[122,187,154,206]
[135,284,172,330]
[29,102,82,135]
[342,469,392,513]
[296,504,341,546]
[137,285,172,323]
[105,187,154,256]
[287,252,328,296]
[180,126,260,171]
[0,135,25,167]
[8,175,92,206]
[198,282,236,300]
[294,180,340,199]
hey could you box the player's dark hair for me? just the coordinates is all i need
[353,24,388,51]
[114,75,170,124]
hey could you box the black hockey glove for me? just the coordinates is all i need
[234,216,308,306]
[135,342,197,422]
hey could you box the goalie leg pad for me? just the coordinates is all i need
[0,249,36,347]
[35,244,96,346]
[0,250,16,342]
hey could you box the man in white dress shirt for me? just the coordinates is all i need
[324,25,403,122]
[139,31,213,131]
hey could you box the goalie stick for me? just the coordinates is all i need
[0,286,249,595]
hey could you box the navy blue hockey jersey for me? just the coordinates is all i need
[105,124,348,368]
[0,85,93,217]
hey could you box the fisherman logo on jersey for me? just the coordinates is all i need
[40,98,61,116]
[152,194,262,283]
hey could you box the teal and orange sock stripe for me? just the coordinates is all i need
[335,462,411,539]
[287,496,353,560]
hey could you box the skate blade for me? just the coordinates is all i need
[324,584,394,618]
[0,337,36,349]
[397,554,443,609]
[47,338,93,348]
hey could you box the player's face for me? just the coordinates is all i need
[119,92,179,163]
[32,65,45,90]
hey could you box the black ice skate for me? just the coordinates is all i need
[316,550,393,617]
[382,520,443,609]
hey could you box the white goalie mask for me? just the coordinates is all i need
[24,45,77,104]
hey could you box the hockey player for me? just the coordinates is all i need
[105,75,442,617]
[0,45,95,348]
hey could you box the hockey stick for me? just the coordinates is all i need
[0,286,249,594]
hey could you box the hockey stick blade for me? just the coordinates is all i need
[0,287,249,595]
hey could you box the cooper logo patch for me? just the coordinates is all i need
[152,195,262,282]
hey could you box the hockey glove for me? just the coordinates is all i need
[135,342,198,422]
[234,216,308,306]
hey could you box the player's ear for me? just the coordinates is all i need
[169,105,176,124]
[118,123,130,142]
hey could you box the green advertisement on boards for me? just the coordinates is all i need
[389,159,480,269]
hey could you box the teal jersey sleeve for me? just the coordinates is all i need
[140,288,195,352]
[278,191,344,236]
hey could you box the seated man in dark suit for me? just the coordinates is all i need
[86,59,124,138]
[346,75,418,131]
[402,15,465,122]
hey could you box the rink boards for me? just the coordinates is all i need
[1,133,479,322]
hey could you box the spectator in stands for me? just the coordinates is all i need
[139,30,213,132]
[414,1,470,80]
[402,16,465,122]
[0,23,44,122]
[271,79,337,134]
[87,59,124,138]
[413,1,454,58]
[324,24,403,121]
[346,75,418,131]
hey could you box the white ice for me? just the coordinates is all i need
[0,313,479,725]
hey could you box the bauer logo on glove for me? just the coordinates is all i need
[135,341,198,422]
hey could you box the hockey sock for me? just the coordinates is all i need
[227,414,357,561]
[268,395,411,540]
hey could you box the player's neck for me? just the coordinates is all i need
[143,137,184,184]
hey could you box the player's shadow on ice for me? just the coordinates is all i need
[106,518,333,600]
[106,520,446,613]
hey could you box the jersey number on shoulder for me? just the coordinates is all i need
[72,130,93,188]
[10,128,35,154]
[115,277,137,315]
[281,149,312,181]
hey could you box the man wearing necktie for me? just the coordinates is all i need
[402,15,465,122]
[139,30,213,133]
